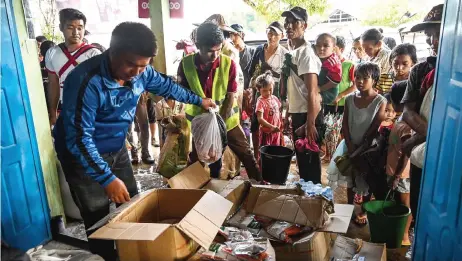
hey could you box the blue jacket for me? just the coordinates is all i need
[53,52,202,187]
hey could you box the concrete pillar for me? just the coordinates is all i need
[149,0,170,74]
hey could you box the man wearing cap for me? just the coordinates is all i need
[230,24,255,90]
[401,3,443,225]
[178,22,261,181]
[281,7,323,183]
[247,21,288,159]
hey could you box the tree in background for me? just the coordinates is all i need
[360,0,425,28]
[39,0,64,42]
[242,0,329,23]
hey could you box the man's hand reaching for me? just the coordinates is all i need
[105,177,130,204]
[201,98,217,111]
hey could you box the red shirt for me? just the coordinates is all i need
[256,95,281,133]
[177,54,238,98]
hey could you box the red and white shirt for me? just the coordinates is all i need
[45,43,101,101]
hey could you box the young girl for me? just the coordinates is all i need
[361,29,392,74]
[255,71,282,159]
[327,62,387,226]
[380,94,397,133]
[315,33,342,105]
[376,44,417,95]
[386,82,413,246]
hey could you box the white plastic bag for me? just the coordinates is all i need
[191,110,224,163]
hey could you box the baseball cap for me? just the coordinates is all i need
[193,14,237,33]
[281,6,308,22]
[267,21,284,34]
[230,24,244,33]
[410,4,443,32]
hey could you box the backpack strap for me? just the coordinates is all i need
[58,44,96,78]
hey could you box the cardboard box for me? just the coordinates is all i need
[89,189,233,261]
[187,239,276,261]
[245,184,304,212]
[169,162,250,216]
[270,204,354,261]
[272,232,334,261]
[246,188,335,229]
[330,236,387,261]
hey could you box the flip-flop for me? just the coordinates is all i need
[351,213,368,227]
[401,240,412,246]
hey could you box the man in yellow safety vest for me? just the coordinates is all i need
[177,22,261,181]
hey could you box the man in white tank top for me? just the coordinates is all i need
[45,8,101,126]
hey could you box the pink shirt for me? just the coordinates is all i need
[256,95,281,133]
[386,121,412,178]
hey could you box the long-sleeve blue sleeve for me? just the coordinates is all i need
[143,66,203,106]
[63,80,115,187]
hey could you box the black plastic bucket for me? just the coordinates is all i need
[259,145,295,184]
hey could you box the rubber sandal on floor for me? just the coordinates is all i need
[351,213,368,227]
[401,240,412,246]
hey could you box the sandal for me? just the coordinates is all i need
[352,213,368,227]
[354,194,364,205]
[401,239,412,246]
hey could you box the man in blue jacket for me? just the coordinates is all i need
[53,22,215,260]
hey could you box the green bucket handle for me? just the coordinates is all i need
[380,189,395,216]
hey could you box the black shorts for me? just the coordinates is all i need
[147,97,156,124]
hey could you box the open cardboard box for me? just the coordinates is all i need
[89,189,233,261]
[331,235,387,261]
[168,162,251,216]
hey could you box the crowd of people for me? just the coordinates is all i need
[37,3,443,260]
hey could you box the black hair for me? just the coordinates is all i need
[316,33,336,45]
[384,93,392,103]
[255,71,274,90]
[196,22,224,48]
[354,62,381,87]
[389,43,418,65]
[40,40,56,58]
[91,43,106,52]
[390,81,407,106]
[353,36,361,42]
[36,35,47,43]
[336,35,346,49]
[361,28,383,45]
[378,28,384,34]
[110,22,157,57]
[59,8,87,26]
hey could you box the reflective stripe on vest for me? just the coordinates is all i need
[183,54,240,131]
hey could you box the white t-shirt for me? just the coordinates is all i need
[45,43,101,101]
[266,45,289,83]
[287,42,322,113]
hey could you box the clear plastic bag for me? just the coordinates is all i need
[191,110,224,164]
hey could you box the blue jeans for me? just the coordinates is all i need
[57,146,138,261]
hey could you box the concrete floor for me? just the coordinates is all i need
[46,135,412,260]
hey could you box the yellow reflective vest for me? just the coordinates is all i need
[183,54,239,131]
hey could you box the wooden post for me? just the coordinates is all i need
[149,0,169,74]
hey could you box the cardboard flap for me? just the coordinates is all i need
[319,204,354,234]
[87,190,156,232]
[168,162,210,189]
[177,190,233,249]
[252,190,326,227]
[89,222,170,241]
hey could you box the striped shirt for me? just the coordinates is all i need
[376,73,394,95]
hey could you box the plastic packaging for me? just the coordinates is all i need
[191,110,224,163]
[266,221,302,243]
[226,239,268,261]
[296,179,334,202]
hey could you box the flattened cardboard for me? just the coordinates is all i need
[252,190,329,228]
[331,235,386,261]
[90,189,233,261]
[318,204,354,234]
[245,185,303,212]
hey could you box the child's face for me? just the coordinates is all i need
[352,41,366,59]
[354,73,375,92]
[392,54,414,79]
[385,103,397,122]
[315,36,335,58]
[260,83,274,98]
[361,40,381,58]
[334,46,344,57]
